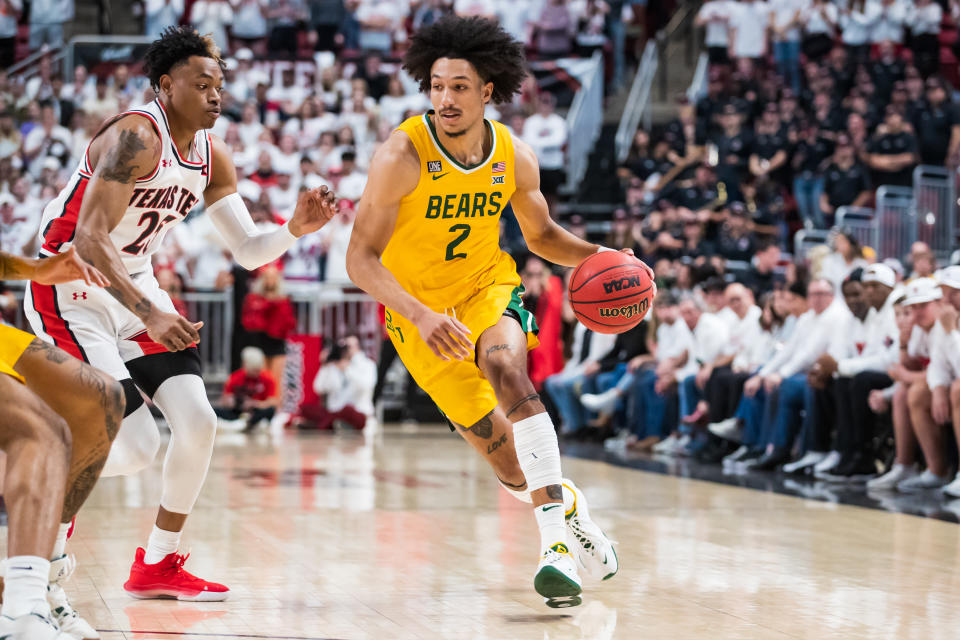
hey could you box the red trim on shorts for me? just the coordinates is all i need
[29,282,88,362]
[41,175,89,254]
[127,329,178,356]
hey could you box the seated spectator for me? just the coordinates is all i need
[309,335,377,430]
[924,267,960,496]
[716,203,756,262]
[909,242,937,279]
[740,236,780,298]
[864,105,918,188]
[521,256,564,392]
[215,346,279,432]
[819,135,872,229]
[544,309,617,436]
[820,230,868,289]
[672,294,730,427]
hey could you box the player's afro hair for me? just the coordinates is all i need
[403,16,527,105]
[143,26,225,92]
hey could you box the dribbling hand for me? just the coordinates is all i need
[146,308,203,352]
[288,185,338,237]
[414,309,473,361]
[618,248,657,299]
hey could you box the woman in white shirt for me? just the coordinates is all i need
[907,0,942,77]
[801,0,838,61]
[839,0,874,63]
[697,0,734,64]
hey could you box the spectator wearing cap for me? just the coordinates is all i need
[886,277,954,491]
[697,0,734,64]
[795,269,872,473]
[749,102,789,185]
[901,271,960,492]
[231,0,269,55]
[791,120,832,229]
[913,76,960,166]
[710,103,752,194]
[522,93,567,218]
[870,41,905,103]
[748,278,846,470]
[906,0,941,78]
[819,134,871,229]
[924,266,960,496]
[145,0,185,37]
[716,202,756,262]
[800,0,838,61]
[864,105,918,188]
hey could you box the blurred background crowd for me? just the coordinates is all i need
[3,0,960,503]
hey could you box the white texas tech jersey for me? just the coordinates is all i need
[38,99,212,274]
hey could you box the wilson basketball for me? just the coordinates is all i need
[568,251,654,334]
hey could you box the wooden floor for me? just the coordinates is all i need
[39,425,960,640]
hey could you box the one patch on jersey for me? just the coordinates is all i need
[427,160,443,173]
[492,161,506,174]
[491,175,505,185]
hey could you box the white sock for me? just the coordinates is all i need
[2,556,50,618]
[534,503,568,552]
[144,526,182,565]
[50,522,70,560]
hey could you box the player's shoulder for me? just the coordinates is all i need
[93,111,163,156]
[372,128,421,173]
[510,135,540,186]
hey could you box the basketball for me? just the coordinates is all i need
[568,251,654,334]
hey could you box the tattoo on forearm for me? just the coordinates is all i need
[486,433,507,454]
[24,339,70,364]
[105,285,153,318]
[486,344,512,357]
[506,394,541,418]
[546,484,563,501]
[0,252,30,281]
[100,129,148,183]
[459,412,494,439]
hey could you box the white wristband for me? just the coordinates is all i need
[597,246,615,253]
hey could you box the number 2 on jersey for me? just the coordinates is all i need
[445,224,470,261]
[121,211,178,255]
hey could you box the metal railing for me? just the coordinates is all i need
[181,290,233,383]
[288,283,381,357]
[563,50,605,194]
[912,165,956,258]
[876,185,916,262]
[836,206,878,250]
[687,52,710,104]
[656,1,700,101]
[615,41,659,164]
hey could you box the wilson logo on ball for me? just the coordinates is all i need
[598,299,649,319]
[601,275,644,295]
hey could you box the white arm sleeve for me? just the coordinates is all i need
[206,192,299,271]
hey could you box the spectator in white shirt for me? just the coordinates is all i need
[801,0,838,60]
[675,295,730,424]
[312,335,378,430]
[544,321,618,435]
[522,93,567,218]
[869,0,906,44]
[319,198,355,284]
[335,149,368,203]
[839,0,875,62]
[283,97,340,149]
[924,267,960,496]
[697,0,734,64]
[190,0,234,52]
[237,100,265,149]
[29,0,72,49]
[769,0,804,90]
[145,0,185,37]
[231,0,269,55]
[22,102,71,176]
[728,0,771,62]
[907,0,942,77]
[266,168,300,218]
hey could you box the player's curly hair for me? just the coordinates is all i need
[403,16,527,105]
[143,25,225,92]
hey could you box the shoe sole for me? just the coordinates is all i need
[124,587,229,602]
[534,565,582,604]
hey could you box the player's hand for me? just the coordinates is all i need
[414,308,473,361]
[288,186,338,237]
[145,309,203,352]
[33,247,110,287]
[629,254,657,299]
[868,389,889,414]
[932,387,951,425]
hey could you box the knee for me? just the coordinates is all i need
[175,400,218,451]
[907,382,931,412]
[13,398,72,464]
[485,356,534,396]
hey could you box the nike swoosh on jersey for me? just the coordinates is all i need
[431,173,449,180]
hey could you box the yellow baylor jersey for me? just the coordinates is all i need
[381,111,521,310]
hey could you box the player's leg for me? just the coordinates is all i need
[121,350,228,601]
[0,374,74,638]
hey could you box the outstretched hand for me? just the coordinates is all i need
[33,247,110,287]
[288,185,338,237]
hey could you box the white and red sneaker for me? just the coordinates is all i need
[123,548,229,602]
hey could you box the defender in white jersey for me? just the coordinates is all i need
[23,27,337,619]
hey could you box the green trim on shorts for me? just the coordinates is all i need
[507,285,539,336]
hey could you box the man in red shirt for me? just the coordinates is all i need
[216,346,279,432]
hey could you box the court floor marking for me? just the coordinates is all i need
[97,631,345,640]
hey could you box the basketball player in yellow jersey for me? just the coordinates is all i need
[347,16,654,608]
[0,248,124,639]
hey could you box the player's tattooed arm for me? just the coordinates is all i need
[0,251,37,281]
[100,129,149,183]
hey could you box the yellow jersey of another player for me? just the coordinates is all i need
[381,111,520,310]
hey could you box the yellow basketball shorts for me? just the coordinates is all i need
[386,283,539,428]
[0,323,36,384]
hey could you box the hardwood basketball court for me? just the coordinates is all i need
[36,425,960,640]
